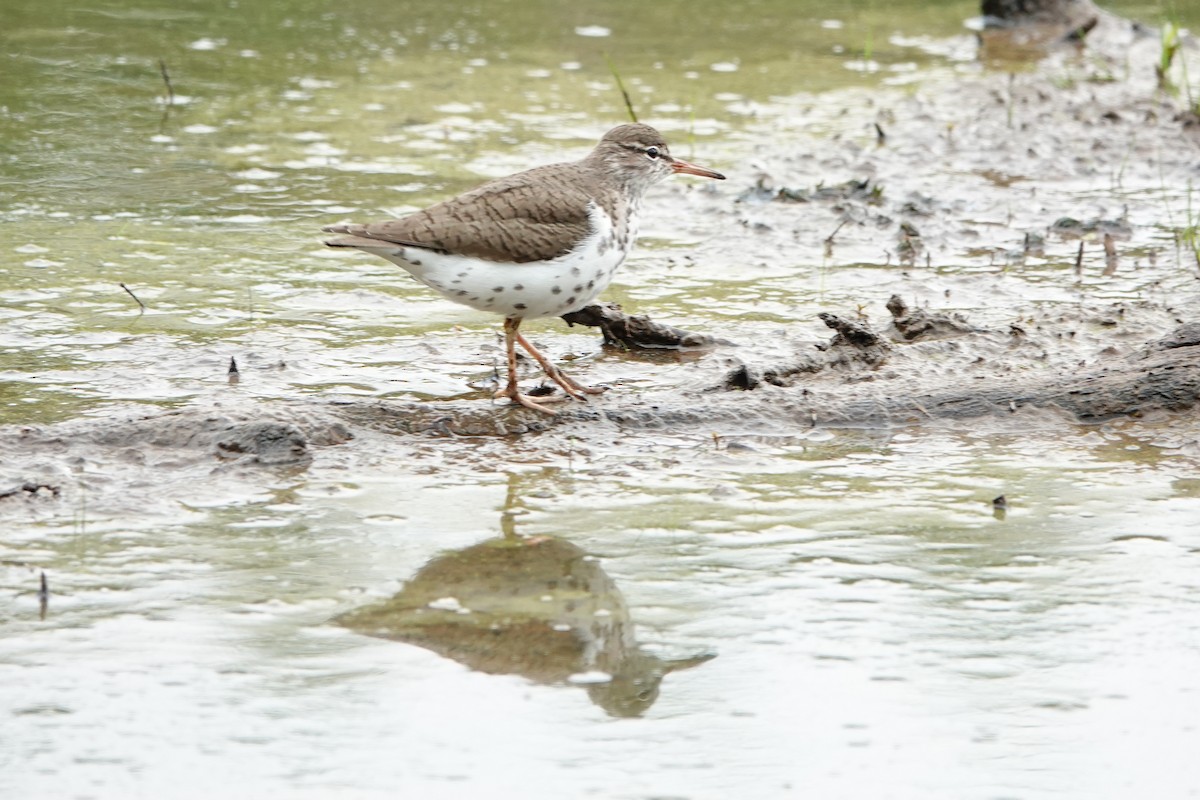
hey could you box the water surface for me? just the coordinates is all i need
[3,1,1200,798]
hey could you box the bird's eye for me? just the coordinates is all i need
[645,146,660,159]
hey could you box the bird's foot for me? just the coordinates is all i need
[574,382,608,396]
[543,365,607,398]
[494,386,564,415]
[511,328,606,400]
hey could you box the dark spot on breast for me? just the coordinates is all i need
[493,286,504,293]
[411,259,422,266]
[571,267,581,276]
[587,280,595,289]
[566,295,576,305]
[514,284,524,291]
[551,286,562,294]
[457,271,468,278]
[456,290,467,296]
[514,303,527,310]
[573,284,583,293]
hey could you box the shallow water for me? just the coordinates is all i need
[4,1,1200,798]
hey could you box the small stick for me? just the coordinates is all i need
[38,571,49,620]
[824,220,847,245]
[1102,233,1118,276]
[227,356,240,385]
[604,53,638,123]
[874,122,886,144]
[120,282,146,313]
[823,220,847,258]
[1074,241,1084,277]
[159,58,175,107]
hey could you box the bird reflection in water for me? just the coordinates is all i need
[336,480,713,717]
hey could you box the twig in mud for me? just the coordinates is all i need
[604,54,639,123]
[120,282,146,313]
[823,220,847,257]
[1074,241,1085,278]
[874,122,886,144]
[228,356,240,385]
[567,435,580,472]
[159,58,175,107]
[1103,233,1119,276]
[561,302,727,349]
[38,572,48,620]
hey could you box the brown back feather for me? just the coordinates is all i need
[335,163,598,263]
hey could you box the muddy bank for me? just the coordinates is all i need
[333,302,1200,435]
[0,405,353,517]
[719,12,1199,273]
[3,300,1194,495]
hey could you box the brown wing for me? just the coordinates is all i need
[325,163,597,264]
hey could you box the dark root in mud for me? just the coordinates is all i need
[886,295,981,341]
[561,302,730,350]
[721,312,891,391]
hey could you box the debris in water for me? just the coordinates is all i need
[993,495,1008,521]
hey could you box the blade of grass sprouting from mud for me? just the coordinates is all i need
[38,572,48,620]
[158,58,176,129]
[1162,0,1198,110]
[1159,23,1177,88]
[604,54,638,123]
[1186,182,1200,268]
[120,282,146,314]
[863,0,875,62]
[159,58,175,105]
[1179,32,1197,112]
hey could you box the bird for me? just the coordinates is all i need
[322,123,725,414]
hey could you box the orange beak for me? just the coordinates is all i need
[669,157,725,180]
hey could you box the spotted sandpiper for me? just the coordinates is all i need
[323,123,725,414]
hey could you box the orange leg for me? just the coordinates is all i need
[493,318,607,414]
[494,318,561,415]
[514,329,607,397]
